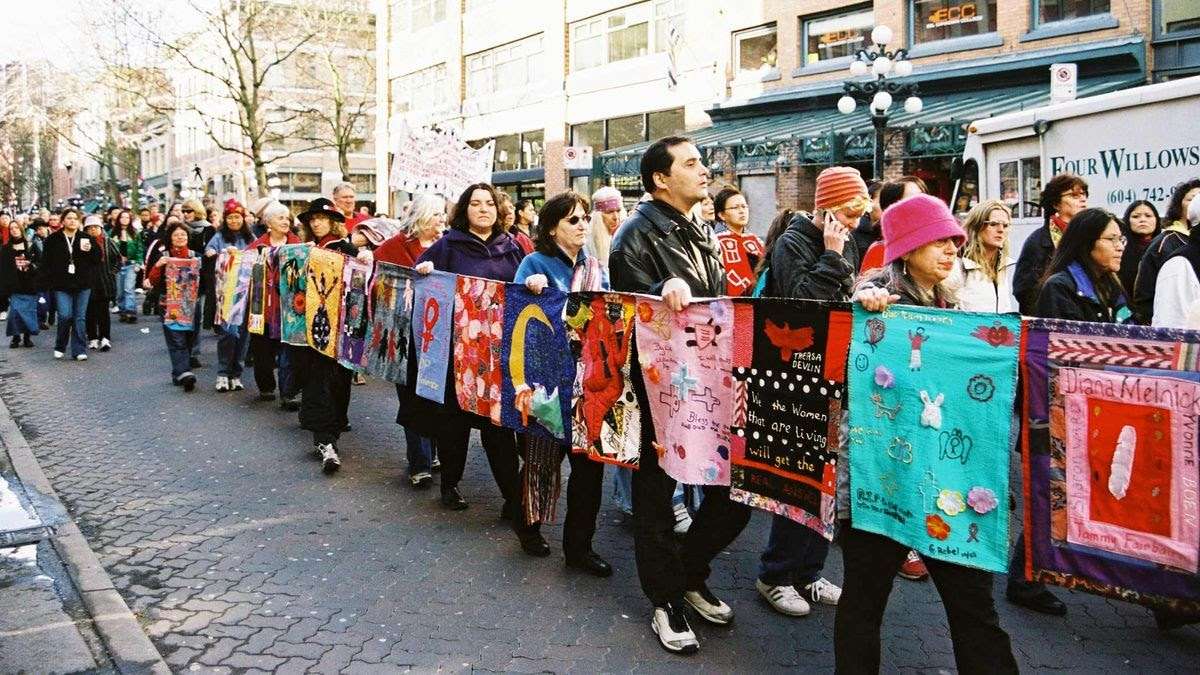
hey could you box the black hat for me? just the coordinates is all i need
[297,197,345,225]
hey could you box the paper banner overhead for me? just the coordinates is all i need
[388,123,495,200]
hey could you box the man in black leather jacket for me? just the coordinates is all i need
[608,136,752,655]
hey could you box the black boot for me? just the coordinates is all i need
[22,335,33,348]
[9,336,20,348]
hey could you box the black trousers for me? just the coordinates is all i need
[435,410,521,518]
[298,349,352,445]
[834,526,1018,675]
[523,446,604,557]
[85,291,111,340]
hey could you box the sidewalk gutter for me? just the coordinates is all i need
[0,395,169,674]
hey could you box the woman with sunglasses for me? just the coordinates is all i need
[947,200,1015,313]
[515,190,610,574]
[1014,173,1089,315]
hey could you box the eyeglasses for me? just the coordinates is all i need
[1064,191,1088,199]
[181,208,193,213]
[1099,235,1128,246]
[984,220,1011,229]
[564,214,590,225]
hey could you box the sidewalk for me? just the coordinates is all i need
[0,394,167,674]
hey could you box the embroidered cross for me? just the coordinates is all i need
[671,364,698,402]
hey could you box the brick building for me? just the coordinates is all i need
[377,1,1200,233]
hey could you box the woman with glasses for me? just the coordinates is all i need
[1035,208,1131,323]
[947,200,1015,313]
[1014,173,1089,315]
[713,186,764,297]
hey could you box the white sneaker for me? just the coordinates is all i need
[319,443,341,473]
[215,376,230,392]
[75,353,88,361]
[0,311,7,320]
[53,351,64,359]
[109,304,119,314]
[87,339,99,350]
[755,579,811,617]
[672,503,692,536]
[683,586,734,625]
[803,577,842,606]
[99,338,112,352]
[229,377,244,391]
[651,604,699,654]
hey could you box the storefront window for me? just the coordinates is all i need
[803,7,872,65]
[648,108,685,139]
[348,174,375,195]
[494,134,521,172]
[608,114,646,148]
[1036,0,1110,25]
[288,172,321,193]
[522,130,544,170]
[1159,0,1200,34]
[571,121,604,155]
[733,24,778,75]
[912,0,998,42]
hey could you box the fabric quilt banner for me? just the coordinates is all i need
[337,256,373,370]
[163,257,200,331]
[364,262,414,385]
[499,286,573,443]
[847,305,1020,573]
[215,249,255,328]
[728,298,852,540]
[305,248,345,359]
[1022,318,1200,611]
[277,244,310,346]
[566,292,641,468]
[246,251,269,335]
[453,276,506,424]
[635,298,734,485]
[411,270,457,403]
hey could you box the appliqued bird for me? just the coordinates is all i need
[763,319,814,362]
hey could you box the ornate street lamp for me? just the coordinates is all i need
[837,25,923,180]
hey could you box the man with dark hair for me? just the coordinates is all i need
[608,136,752,655]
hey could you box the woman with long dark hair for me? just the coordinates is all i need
[112,209,145,323]
[413,183,528,536]
[1013,173,1089,315]
[1,221,41,347]
[147,221,200,391]
[713,185,765,297]
[1132,179,1200,323]
[83,215,120,351]
[1036,208,1130,323]
[205,199,257,392]
[1117,200,1161,296]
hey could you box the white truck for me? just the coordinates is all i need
[953,76,1200,254]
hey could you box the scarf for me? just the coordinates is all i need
[1049,214,1070,247]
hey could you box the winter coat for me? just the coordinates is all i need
[145,245,196,292]
[766,211,859,302]
[1013,224,1056,316]
[374,233,430,267]
[946,254,1016,314]
[113,231,145,267]
[0,239,41,295]
[88,235,121,299]
[417,228,524,282]
[40,229,101,292]
[1132,223,1190,325]
[514,246,608,293]
[851,214,881,265]
[1118,232,1154,302]
[204,227,255,255]
[608,200,724,297]
[1036,262,1130,324]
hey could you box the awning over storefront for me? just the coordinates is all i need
[597,74,1144,178]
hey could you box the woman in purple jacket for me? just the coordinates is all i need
[414,183,547,554]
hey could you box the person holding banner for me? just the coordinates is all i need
[295,198,362,473]
[608,136,752,655]
[147,222,199,391]
[516,190,611,577]
[838,194,1017,674]
[414,184,529,543]
[205,200,256,392]
[247,201,301,404]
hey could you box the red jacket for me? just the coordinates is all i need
[147,245,194,287]
[374,232,430,267]
[249,232,300,249]
[344,212,368,232]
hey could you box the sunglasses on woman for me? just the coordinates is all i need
[564,214,590,225]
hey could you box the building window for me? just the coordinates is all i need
[570,108,686,152]
[1036,0,1110,25]
[998,158,1041,219]
[286,172,322,193]
[389,63,448,115]
[410,0,445,30]
[1158,0,1200,35]
[733,24,778,75]
[570,1,683,71]
[607,114,646,148]
[647,108,685,139]
[570,120,604,155]
[522,130,544,171]
[912,0,998,43]
[466,34,544,97]
[486,131,544,172]
[348,174,375,194]
[802,7,872,65]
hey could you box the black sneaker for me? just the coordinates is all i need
[514,524,550,557]
[9,337,20,348]
[651,602,699,654]
[258,391,277,401]
[440,487,468,511]
[22,336,33,348]
[180,373,197,392]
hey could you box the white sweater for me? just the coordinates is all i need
[1152,256,1200,329]
[947,255,1016,314]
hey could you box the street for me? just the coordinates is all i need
[2,319,1199,673]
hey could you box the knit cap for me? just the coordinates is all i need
[223,198,246,218]
[814,166,868,210]
[881,194,966,265]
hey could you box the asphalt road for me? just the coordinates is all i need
[1,317,1198,673]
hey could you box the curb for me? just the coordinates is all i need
[0,395,169,674]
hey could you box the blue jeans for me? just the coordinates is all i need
[758,513,831,587]
[54,289,90,358]
[116,264,139,314]
[405,428,435,476]
[613,468,688,515]
[162,326,195,380]
[216,325,249,377]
